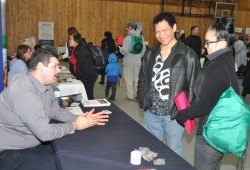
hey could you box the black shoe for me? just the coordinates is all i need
[99,82,104,85]
[109,97,115,101]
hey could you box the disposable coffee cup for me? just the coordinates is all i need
[130,150,141,165]
[61,97,69,108]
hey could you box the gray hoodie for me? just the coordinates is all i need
[120,23,146,67]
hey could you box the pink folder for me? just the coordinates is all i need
[174,91,195,134]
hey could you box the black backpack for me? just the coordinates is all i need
[130,35,143,54]
[86,44,108,70]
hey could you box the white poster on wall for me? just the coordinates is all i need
[245,28,250,35]
[38,22,54,46]
[234,27,242,33]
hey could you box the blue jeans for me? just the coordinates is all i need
[195,135,223,170]
[143,110,184,156]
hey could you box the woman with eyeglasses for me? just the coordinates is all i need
[176,17,239,169]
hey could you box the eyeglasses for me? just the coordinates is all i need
[205,40,222,46]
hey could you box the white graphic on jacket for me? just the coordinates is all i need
[152,54,170,100]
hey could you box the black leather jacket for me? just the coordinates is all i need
[138,41,201,119]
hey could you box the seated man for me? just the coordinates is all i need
[0,48,109,170]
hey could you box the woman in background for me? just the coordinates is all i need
[69,32,98,99]
[8,44,32,86]
[176,17,239,170]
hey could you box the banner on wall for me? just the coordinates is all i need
[245,28,250,35]
[38,22,54,46]
[0,0,6,91]
[234,27,242,33]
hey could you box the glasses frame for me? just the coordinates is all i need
[205,40,222,47]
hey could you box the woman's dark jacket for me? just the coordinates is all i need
[74,42,98,81]
[176,47,240,135]
[138,41,201,120]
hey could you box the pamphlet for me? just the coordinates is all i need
[66,106,83,115]
[82,98,111,107]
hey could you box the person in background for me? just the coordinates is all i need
[69,32,98,99]
[22,38,34,52]
[34,44,42,51]
[62,27,78,75]
[176,17,239,169]
[7,44,32,86]
[246,34,250,57]
[9,38,34,61]
[179,33,185,43]
[116,35,125,60]
[185,26,202,60]
[62,27,87,60]
[241,34,250,98]
[0,48,109,170]
[99,31,117,85]
[105,53,122,101]
[119,22,146,100]
[234,32,247,77]
[174,31,180,40]
[137,12,200,156]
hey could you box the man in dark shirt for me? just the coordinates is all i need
[185,26,202,60]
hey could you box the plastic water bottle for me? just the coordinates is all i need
[54,87,61,106]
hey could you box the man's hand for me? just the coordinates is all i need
[73,109,109,130]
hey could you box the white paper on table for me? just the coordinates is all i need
[66,106,83,115]
[82,99,111,107]
[70,102,80,107]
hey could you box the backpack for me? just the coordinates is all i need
[86,44,108,70]
[202,87,250,157]
[130,35,143,54]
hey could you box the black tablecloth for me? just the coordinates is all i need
[52,103,195,170]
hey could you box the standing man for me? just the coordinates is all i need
[185,26,202,60]
[0,49,109,169]
[119,22,146,100]
[138,12,200,156]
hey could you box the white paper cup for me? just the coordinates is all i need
[130,150,141,165]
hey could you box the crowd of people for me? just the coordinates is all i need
[1,11,249,170]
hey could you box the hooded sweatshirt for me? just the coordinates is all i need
[120,23,146,67]
[105,53,122,83]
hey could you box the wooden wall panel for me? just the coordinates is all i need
[238,0,250,11]
[234,10,249,29]
[6,0,250,55]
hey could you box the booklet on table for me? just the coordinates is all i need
[82,99,111,107]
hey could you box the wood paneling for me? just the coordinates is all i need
[238,0,250,11]
[6,0,250,55]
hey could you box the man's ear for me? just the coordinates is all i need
[37,62,44,72]
[173,24,177,32]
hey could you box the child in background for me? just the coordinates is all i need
[105,53,122,101]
